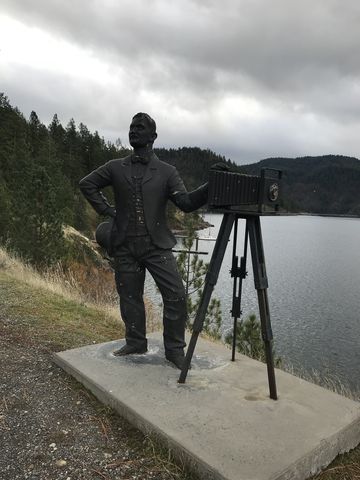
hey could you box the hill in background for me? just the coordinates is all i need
[154,149,360,216]
[239,155,360,215]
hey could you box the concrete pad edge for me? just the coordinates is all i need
[270,410,360,480]
[53,352,228,480]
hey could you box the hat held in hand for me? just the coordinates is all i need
[95,219,114,254]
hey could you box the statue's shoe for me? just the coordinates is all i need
[165,355,191,370]
[113,345,147,356]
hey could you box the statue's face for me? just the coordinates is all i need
[129,117,156,148]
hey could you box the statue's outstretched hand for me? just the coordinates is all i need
[210,162,231,172]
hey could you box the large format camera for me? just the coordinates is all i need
[180,167,282,399]
[208,168,282,214]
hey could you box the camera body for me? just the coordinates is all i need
[208,168,282,215]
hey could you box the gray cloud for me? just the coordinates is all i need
[1,0,360,162]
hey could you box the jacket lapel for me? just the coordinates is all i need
[121,156,132,186]
[142,152,158,185]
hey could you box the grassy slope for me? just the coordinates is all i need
[0,271,124,351]
[0,268,194,480]
[0,263,359,479]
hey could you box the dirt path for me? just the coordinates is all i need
[0,320,188,480]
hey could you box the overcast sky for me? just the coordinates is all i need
[1,0,360,163]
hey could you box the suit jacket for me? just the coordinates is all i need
[79,152,208,252]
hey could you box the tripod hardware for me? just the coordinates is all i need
[231,254,247,279]
[230,254,247,318]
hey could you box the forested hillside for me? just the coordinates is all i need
[241,156,360,215]
[1,93,359,268]
[0,94,126,266]
[154,147,238,190]
[0,94,230,267]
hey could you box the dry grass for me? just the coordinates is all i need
[0,246,83,303]
[0,270,123,350]
[0,244,161,350]
[0,245,159,332]
[320,465,360,480]
[313,450,360,480]
[281,362,360,402]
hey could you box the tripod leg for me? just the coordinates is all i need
[231,220,249,361]
[247,216,278,400]
[231,217,239,361]
[178,213,236,383]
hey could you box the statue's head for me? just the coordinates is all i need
[129,112,157,149]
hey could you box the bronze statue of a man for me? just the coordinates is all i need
[79,113,208,369]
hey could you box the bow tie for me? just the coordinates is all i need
[131,155,149,165]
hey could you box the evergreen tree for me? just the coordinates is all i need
[0,179,12,244]
[63,118,82,188]
[28,111,47,157]
[10,137,68,266]
[176,212,223,340]
[48,114,65,150]
[0,93,28,185]
[225,313,281,366]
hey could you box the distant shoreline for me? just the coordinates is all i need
[205,211,360,219]
[298,212,360,219]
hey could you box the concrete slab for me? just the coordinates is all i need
[53,332,360,480]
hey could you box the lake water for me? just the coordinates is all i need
[146,214,360,393]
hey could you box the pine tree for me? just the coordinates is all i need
[225,313,282,366]
[0,93,28,185]
[48,114,65,151]
[63,118,83,188]
[10,137,68,266]
[176,212,223,340]
[28,111,47,157]
[0,179,12,244]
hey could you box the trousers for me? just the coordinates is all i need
[113,235,187,357]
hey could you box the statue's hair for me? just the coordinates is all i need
[132,112,156,134]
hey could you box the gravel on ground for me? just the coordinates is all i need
[0,319,190,480]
